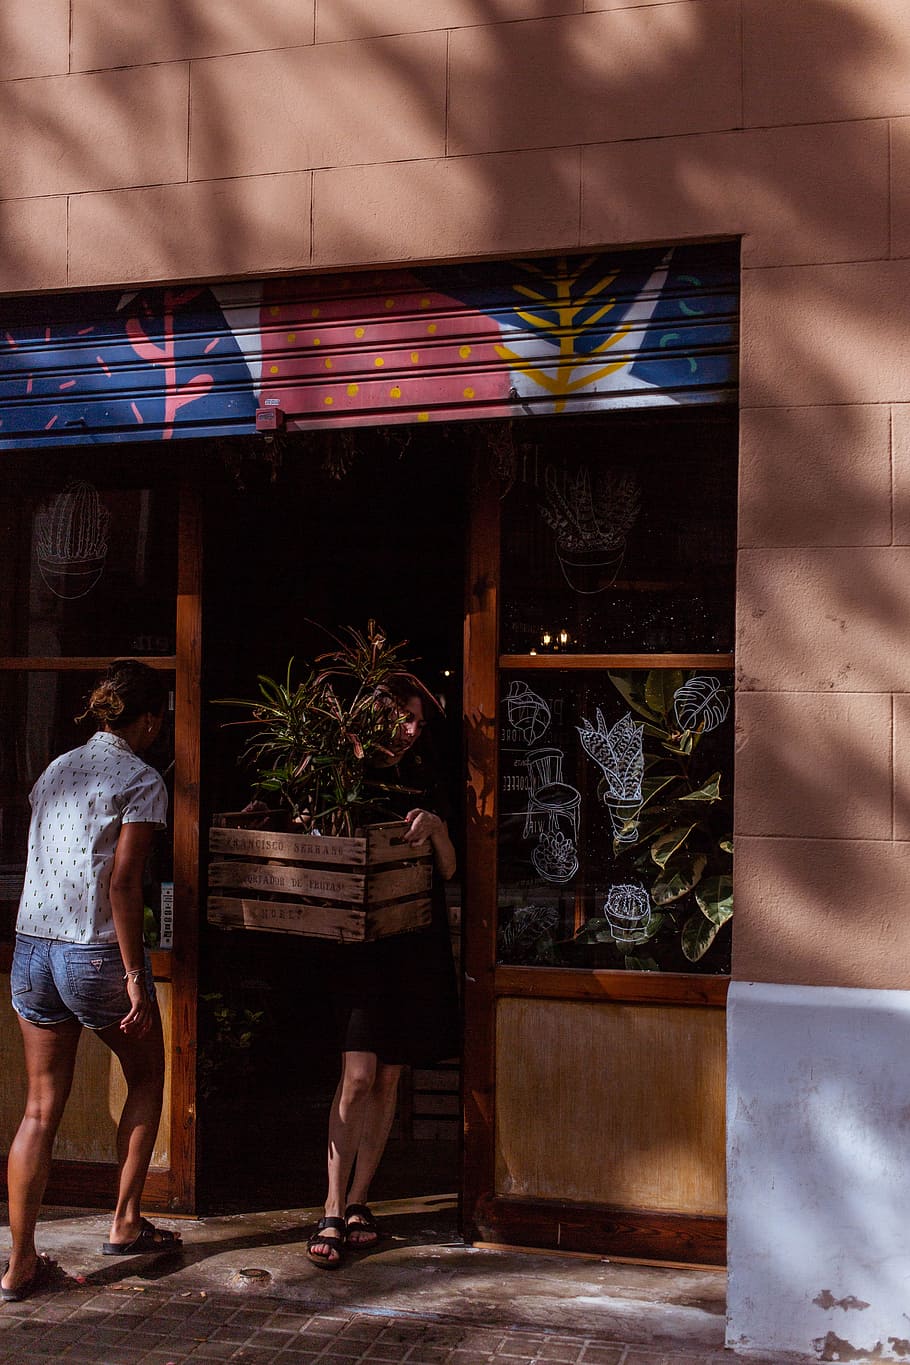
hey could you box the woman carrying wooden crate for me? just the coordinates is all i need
[306,681,459,1270]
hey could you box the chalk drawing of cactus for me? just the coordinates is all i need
[35,480,109,599]
[540,466,640,593]
[577,709,644,840]
[602,884,654,945]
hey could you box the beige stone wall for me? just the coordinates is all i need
[1,1,908,988]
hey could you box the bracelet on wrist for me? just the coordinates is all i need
[123,969,144,984]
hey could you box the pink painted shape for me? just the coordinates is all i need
[259,271,508,422]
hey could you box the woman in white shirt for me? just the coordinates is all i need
[2,660,181,1302]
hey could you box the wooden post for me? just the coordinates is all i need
[461,449,501,1238]
[168,468,202,1210]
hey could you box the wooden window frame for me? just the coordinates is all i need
[0,471,201,1213]
[461,450,732,1265]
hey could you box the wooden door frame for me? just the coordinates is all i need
[460,449,731,1266]
[0,469,201,1213]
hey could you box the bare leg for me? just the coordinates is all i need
[346,1062,401,1243]
[96,1009,167,1248]
[2,1017,81,1294]
[309,1051,377,1266]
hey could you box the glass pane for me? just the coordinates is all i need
[500,411,736,655]
[0,449,177,658]
[497,668,733,974]
[0,671,174,945]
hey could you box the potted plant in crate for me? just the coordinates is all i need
[208,622,437,943]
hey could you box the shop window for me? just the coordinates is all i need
[0,451,177,660]
[0,448,178,946]
[496,411,735,975]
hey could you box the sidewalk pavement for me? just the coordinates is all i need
[0,1197,833,1365]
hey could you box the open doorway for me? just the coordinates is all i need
[198,425,468,1212]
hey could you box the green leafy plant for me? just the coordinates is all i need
[197,991,267,1102]
[216,620,431,837]
[574,669,733,968]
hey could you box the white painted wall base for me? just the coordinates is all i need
[727,981,910,1361]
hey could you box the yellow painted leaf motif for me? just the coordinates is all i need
[494,257,637,413]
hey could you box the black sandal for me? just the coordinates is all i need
[1,1254,57,1303]
[102,1218,182,1257]
[344,1203,381,1248]
[306,1216,346,1270]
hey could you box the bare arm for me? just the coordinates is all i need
[403,808,456,881]
[109,821,157,1036]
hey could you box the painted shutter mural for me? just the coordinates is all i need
[0,244,737,449]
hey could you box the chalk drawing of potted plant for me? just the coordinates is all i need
[35,480,110,600]
[531,830,579,884]
[539,466,640,594]
[602,884,654,945]
[577,709,644,841]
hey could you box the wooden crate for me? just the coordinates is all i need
[207,816,432,943]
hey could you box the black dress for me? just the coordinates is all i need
[332,744,461,1066]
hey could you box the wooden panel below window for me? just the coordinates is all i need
[495,997,725,1216]
[0,976,172,1169]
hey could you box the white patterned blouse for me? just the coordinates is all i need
[16,730,168,945]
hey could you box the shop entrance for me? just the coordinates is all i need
[198,426,468,1211]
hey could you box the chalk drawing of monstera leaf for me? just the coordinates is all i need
[673,675,730,734]
[35,480,110,600]
[539,466,640,594]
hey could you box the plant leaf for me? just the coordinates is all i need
[652,853,707,905]
[681,911,719,961]
[679,772,722,803]
[607,672,661,722]
[695,874,734,926]
[645,669,685,720]
[650,823,696,868]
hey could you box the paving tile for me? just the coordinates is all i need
[536,1344,586,1362]
[183,1344,238,1360]
[338,1319,392,1341]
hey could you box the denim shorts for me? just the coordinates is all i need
[10,934,157,1031]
